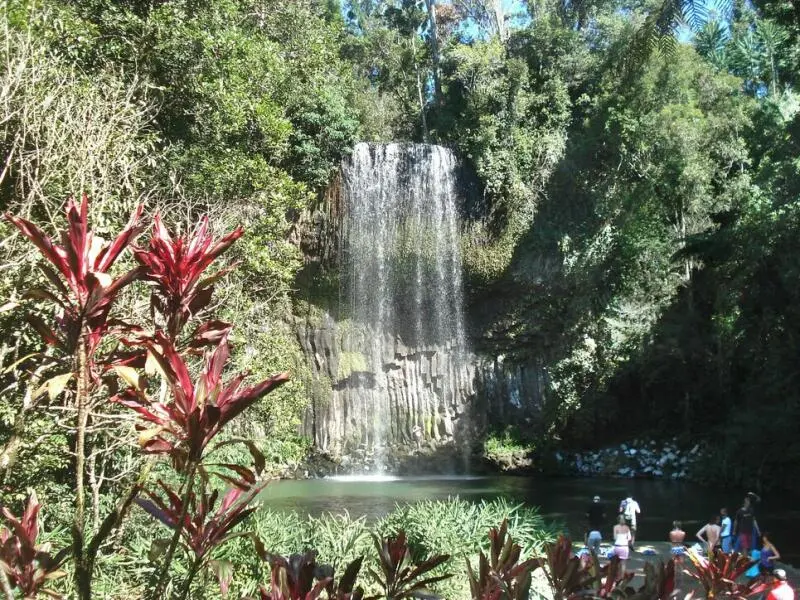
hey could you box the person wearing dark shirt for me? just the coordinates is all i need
[734,493,760,553]
[586,495,605,555]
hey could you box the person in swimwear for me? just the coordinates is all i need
[759,532,782,575]
[613,515,632,572]
[696,515,722,557]
[670,521,687,563]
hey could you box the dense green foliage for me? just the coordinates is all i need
[342,0,800,490]
[306,0,800,490]
[2,0,800,595]
[328,0,800,492]
[29,497,556,598]
[0,0,363,494]
[3,0,800,589]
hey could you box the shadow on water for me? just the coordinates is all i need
[261,475,800,564]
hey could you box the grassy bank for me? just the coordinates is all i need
[37,497,558,599]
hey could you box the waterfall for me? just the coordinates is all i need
[335,143,471,470]
[343,143,467,351]
[296,143,549,473]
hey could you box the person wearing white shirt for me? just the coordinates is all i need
[619,495,641,550]
[720,507,733,553]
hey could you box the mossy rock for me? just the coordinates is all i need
[336,351,368,381]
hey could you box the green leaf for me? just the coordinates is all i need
[36,373,73,401]
[148,538,171,563]
[209,559,234,598]
[114,365,146,391]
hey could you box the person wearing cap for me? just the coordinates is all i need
[585,495,605,555]
[767,569,794,600]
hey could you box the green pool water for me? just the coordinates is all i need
[261,475,800,563]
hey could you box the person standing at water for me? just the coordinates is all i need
[720,508,733,553]
[670,521,687,560]
[696,515,722,556]
[613,515,632,571]
[585,495,605,555]
[734,494,758,553]
[619,494,640,550]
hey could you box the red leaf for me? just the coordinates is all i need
[190,320,233,347]
[218,372,291,428]
[25,315,63,349]
[4,214,71,285]
[135,214,242,336]
[96,204,145,271]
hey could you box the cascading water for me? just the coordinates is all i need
[297,143,549,473]
[340,143,470,470]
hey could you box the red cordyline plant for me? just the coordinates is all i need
[133,214,243,341]
[0,493,70,600]
[466,519,541,600]
[116,329,288,598]
[251,551,365,600]
[538,535,597,600]
[684,550,769,599]
[367,531,451,600]
[135,479,265,600]
[114,331,289,464]
[633,559,679,600]
[4,194,144,365]
[257,552,332,600]
[116,326,286,585]
[7,197,284,599]
[4,195,144,600]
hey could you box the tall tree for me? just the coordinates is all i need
[424,0,443,101]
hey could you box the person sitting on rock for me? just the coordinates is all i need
[670,521,687,560]
[696,515,722,557]
[585,495,605,555]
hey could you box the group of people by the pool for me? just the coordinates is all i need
[583,491,792,594]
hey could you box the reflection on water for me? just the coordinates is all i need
[260,476,800,564]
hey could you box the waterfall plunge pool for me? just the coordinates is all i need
[260,475,800,563]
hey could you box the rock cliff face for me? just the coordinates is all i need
[295,143,546,470]
[297,320,477,468]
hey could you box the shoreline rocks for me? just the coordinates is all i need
[284,437,705,482]
[554,437,705,482]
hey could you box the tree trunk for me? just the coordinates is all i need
[86,458,154,577]
[89,451,102,533]
[178,556,203,600]
[0,569,14,600]
[73,336,92,600]
[411,36,429,141]
[0,406,26,477]
[424,0,442,102]
[489,0,506,40]
[151,460,198,600]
